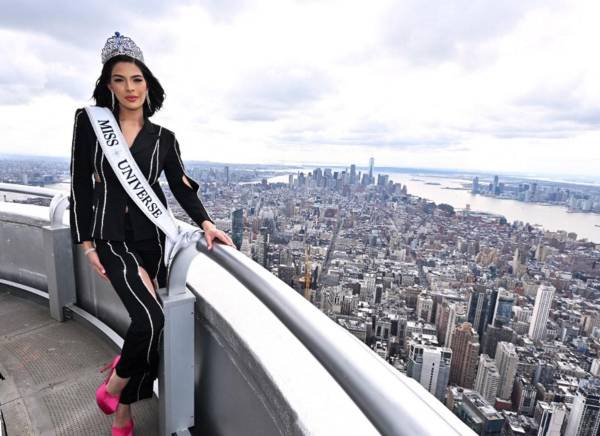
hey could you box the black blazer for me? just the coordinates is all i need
[69,107,214,244]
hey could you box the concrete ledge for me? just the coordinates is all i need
[187,254,380,436]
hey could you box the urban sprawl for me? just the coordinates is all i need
[5,156,600,436]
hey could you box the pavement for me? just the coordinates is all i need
[0,289,158,435]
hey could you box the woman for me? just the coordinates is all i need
[69,31,234,435]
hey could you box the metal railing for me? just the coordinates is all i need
[0,182,69,226]
[193,239,475,436]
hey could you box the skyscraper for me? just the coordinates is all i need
[368,157,374,184]
[495,341,518,400]
[472,176,479,194]
[231,208,244,250]
[481,323,514,358]
[449,322,480,389]
[436,301,459,347]
[468,289,498,337]
[512,247,528,277]
[564,379,600,436]
[417,293,433,323]
[407,342,452,401]
[363,273,376,302]
[474,354,500,405]
[528,284,555,341]
[492,289,514,326]
[536,401,567,436]
[512,376,536,416]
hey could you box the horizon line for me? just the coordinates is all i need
[1,152,599,184]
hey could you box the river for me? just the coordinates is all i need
[267,171,600,243]
[5,171,600,243]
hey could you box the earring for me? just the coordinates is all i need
[110,90,115,110]
[146,92,152,111]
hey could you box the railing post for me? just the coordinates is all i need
[43,194,76,322]
[158,230,203,436]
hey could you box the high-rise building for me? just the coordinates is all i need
[449,323,480,389]
[436,301,451,345]
[368,157,374,184]
[404,286,421,309]
[472,176,480,194]
[437,301,459,347]
[224,165,229,184]
[363,273,376,301]
[360,172,369,186]
[512,247,528,277]
[416,293,434,323]
[535,401,566,436]
[256,227,269,268]
[350,164,356,185]
[495,342,518,400]
[529,284,555,341]
[564,379,600,436]
[446,305,462,347]
[374,285,383,305]
[582,312,600,336]
[474,354,500,405]
[406,341,452,401]
[512,376,536,416]
[468,289,498,337]
[513,306,532,323]
[481,323,515,358]
[492,289,514,326]
[376,173,389,186]
[534,360,555,386]
[231,208,244,250]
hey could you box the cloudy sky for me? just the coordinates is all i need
[1,0,599,178]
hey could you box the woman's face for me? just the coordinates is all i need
[107,61,147,112]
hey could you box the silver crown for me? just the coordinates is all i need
[101,31,145,64]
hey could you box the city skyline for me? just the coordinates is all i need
[2,145,600,433]
[1,1,600,177]
[3,150,600,187]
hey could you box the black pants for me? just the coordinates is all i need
[94,213,167,404]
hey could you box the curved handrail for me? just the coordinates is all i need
[195,239,474,436]
[0,182,59,198]
[0,182,68,227]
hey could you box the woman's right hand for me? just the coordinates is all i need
[87,251,110,282]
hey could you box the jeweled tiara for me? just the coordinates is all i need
[100,31,145,65]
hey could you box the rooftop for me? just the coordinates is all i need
[0,289,158,434]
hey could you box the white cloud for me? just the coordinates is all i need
[0,0,598,178]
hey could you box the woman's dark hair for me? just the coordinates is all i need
[91,54,166,118]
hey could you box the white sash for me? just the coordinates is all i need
[84,105,188,267]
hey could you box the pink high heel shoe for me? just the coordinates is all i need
[112,418,134,436]
[96,355,121,415]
